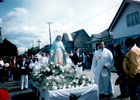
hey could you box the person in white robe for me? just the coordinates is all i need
[66,54,73,68]
[41,53,48,66]
[34,49,42,64]
[91,41,114,98]
[29,58,41,73]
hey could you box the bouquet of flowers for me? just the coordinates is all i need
[0,89,9,100]
[30,62,94,91]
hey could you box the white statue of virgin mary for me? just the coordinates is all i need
[49,35,67,65]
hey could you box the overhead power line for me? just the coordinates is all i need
[66,2,121,32]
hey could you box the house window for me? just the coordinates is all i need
[114,38,120,45]
[126,11,140,27]
[120,37,127,47]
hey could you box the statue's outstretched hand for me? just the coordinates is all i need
[51,53,54,57]
[64,52,67,55]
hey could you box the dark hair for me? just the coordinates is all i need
[125,38,134,45]
[37,49,41,53]
[99,41,104,44]
[117,44,121,48]
[33,57,38,63]
[75,48,79,51]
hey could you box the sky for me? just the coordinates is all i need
[0,0,123,54]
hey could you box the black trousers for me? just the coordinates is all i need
[128,73,140,100]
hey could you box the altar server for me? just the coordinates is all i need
[34,49,42,64]
[91,41,114,98]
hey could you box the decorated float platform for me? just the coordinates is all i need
[30,63,99,100]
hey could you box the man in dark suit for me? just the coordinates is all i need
[72,48,84,70]
[19,56,29,90]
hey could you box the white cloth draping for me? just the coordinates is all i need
[30,80,99,100]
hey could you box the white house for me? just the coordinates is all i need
[86,29,114,53]
[108,0,140,53]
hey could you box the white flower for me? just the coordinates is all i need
[72,86,75,88]
[66,69,69,72]
[60,65,63,70]
[76,86,79,88]
[46,67,50,72]
[56,64,60,66]
[80,85,83,87]
[82,76,86,79]
[52,86,57,90]
[36,74,42,78]
[62,70,64,73]
[68,85,71,88]
[42,86,47,90]
[50,62,54,64]
[63,85,66,89]
[52,82,56,86]
[52,70,55,73]
[53,65,55,67]
[46,83,49,86]
[82,81,85,84]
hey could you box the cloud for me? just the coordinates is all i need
[68,8,74,17]
[0,0,123,54]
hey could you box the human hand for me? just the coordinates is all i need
[103,65,107,68]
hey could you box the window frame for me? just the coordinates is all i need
[126,11,140,27]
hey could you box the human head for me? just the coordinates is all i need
[125,38,134,48]
[46,54,49,58]
[93,48,96,52]
[57,35,61,41]
[75,48,79,53]
[114,44,121,52]
[33,57,38,63]
[69,50,72,54]
[42,53,46,57]
[99,41,105,50]
[13,56,16,59]
[0,56,2,60]
[22,56,26,61]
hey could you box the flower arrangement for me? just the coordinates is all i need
[0,89,9,100]
[30,62,94,91]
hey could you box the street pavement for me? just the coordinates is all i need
[0,69,122,100]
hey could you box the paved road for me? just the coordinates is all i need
[83,70,121,100]
[0,70,121,100]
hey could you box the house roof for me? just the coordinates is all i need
[62,33,73,41]
[109,0,140,31]
[92,29,112,39]
[71,29,90,40]
[86,29,113,44]
[62,33,70,41]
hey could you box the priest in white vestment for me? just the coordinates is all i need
[91,41,114,98]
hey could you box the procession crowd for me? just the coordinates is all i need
[0,49,94,83]
[0,36,140,100]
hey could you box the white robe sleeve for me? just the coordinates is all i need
[90,52,97,73]
[105,51,114,70]
[29,62,35,69]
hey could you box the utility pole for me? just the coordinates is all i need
[32,40,34,48]
[37,39,41,49]
[0,27,3,43]
[46,22,52,46]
